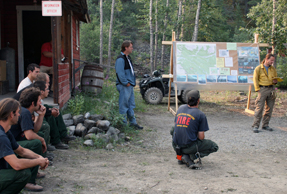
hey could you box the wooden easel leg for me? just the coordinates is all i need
[245,84,254,115]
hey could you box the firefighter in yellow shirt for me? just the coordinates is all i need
[252,54,278,133]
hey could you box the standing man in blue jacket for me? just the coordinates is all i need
[115,40,143,130]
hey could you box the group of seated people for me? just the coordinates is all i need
[0,63,76,192]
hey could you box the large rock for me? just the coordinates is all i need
[74,123,87,137]
[118,133,126,140]
[84,140,94,146]
[84,119,96,130]
[64,119,74,127]
[96,133,110,143]
[106,127,119,142]
[67,125,76,136]
[73,115,84,125]
[84,112,91,119]
[90,114,104,122]
[106,143,114,150]
[96,120,110,131]
[87,127,101,134]
[84,133,95,140]
[62,113,72,120]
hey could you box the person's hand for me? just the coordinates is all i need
[41,139,47,153]
[36,105,46,116]
[39,158,49,170]
[273,79,278,84]
[51,108,60,117]
[126,83,131,87]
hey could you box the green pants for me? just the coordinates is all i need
[0,168,31,194]
[38,120,50,157]
[44,105,67,145]
[170,127,218,160]
[17,139,42,184]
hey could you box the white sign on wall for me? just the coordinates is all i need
[42,1,62,16]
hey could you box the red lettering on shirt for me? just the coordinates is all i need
[186,117,191,125]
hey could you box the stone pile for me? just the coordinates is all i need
[63,113,127,149]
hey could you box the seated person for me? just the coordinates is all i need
[0,98,49,192]
[14,73,75,149]
[17,63,40,92]
[171,90,218,169]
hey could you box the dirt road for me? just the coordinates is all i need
[23,100,287,194]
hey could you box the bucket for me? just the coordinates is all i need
[81,65,104,94]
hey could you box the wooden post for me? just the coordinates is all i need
[51,16,61,104]
[167,31,175,111]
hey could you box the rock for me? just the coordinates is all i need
[64,119,74,127]
[73,115,84,125]
[125,136,131,141]
[62,113,72,120]
[90,114,104,122]
[84,119,96,130]
[75,123,87,137]
[118,133,125,140]
[106,143,114,150]
[84,112,91,119]
[84,133,95,140]
[106,127,119,141]
[83,140,94,146]
[87,127,100,134]
[67,125,76,136]
[96,120,110,131]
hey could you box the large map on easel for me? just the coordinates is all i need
[173,42,260,90]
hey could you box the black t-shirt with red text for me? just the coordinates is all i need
[173,104,209,146]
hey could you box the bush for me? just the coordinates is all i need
[276,57,287,88]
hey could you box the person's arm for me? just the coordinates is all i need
[51,108,60,117]
[42,51,52,58]
[198,131,205,140]
[115,58,129,86]
[253,67,260,92]
[5,148,48,171]
[34,105,46,133]
[24,130,47,153]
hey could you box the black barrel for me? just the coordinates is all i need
[81,65,104,94]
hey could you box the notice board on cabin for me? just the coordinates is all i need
[172,42,260,91]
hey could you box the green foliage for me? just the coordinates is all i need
[276,57,287,88]
[67,93,84,115]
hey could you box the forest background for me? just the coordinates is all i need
[80,0,287,87]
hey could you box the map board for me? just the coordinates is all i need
[173,42,260,91]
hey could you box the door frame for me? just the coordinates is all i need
[16,5,41,82]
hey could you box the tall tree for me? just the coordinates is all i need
[176,0,182,40]
[160,0,169,69]
[107,0,116,75]
[154,0,158,70]
[180,0,186,40]
[149,0,154,73]
[100,0,103,65]
[192,0,202,41]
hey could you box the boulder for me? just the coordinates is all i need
[74,123,87,137]
[90,114,104,122]
[87,127,100,134]
[64,119,74,127]
[84,140,94,146]
[84,112,91,119]
[62,113,72,120]
[67,125,76,136]
[84,133,95,140]
[73,115,84,125]
[106,143,114,150]
[96,120,110,131]
[106,127,119,141]
[84,119,96,130]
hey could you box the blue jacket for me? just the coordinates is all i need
[115,52,136,86]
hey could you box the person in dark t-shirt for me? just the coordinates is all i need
[171,90,218,169]
[0,98,49,193]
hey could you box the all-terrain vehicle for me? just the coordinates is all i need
[139,69,191,104]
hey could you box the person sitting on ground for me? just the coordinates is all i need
[0,98,49,192]
[17,63,40,92]
[171,90,218,169]
[14,73,75,149]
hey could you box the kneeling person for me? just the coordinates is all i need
[171,90,218,169]
[0,98,49,193]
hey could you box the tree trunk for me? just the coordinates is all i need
[154,0,158,71]
[180,0,185,41]
[100,0,103,65]
[160,0,169,69]
[149,0,154,73]
[192,0,202,41]
[176,0,182,40]
[107,0,115,75]
[272,0,276,67]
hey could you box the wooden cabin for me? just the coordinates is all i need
[0,0,90,108]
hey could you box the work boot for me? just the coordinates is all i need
[47,144,56,151]
[181,155,195,167]
[130,123,143,130]
[24,183,43,192]
[36,172,46,179]
[53,142,69,149]
[262,126,273,131]
[253,127,259,133]
[61,135,76,144]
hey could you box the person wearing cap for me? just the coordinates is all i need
[115,40,143,130]
[170,90,218,169]
[252,53,278,133]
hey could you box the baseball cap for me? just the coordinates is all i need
[187,90,200,99]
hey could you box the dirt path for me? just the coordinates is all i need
[23,101,287,194]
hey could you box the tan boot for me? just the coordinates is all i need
[24,183,43,192]
[36,171,46,179]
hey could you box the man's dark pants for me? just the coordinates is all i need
[0,168,31,193]
[17,139,42,184]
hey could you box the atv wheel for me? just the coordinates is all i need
[181,90,191,104]
[177,94,185,104]
[144,87,163,104]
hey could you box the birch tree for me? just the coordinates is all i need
[100,0,103,65]
[192,0,202,41]
[149,0,154,73]
[176,0,182,40]
[160,0,169,69]
[154,0,158,70]
[107,0,116,75]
